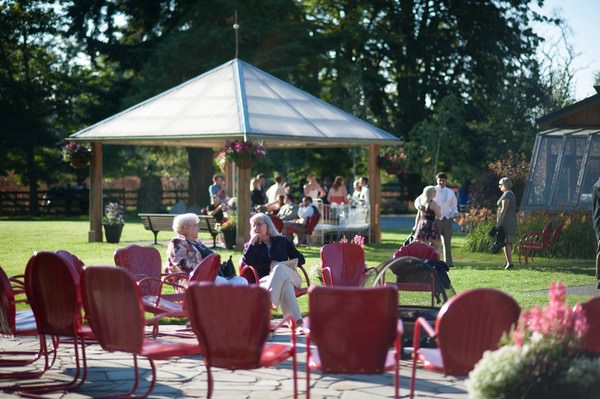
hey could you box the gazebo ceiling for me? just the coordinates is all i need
[69,59,401,148]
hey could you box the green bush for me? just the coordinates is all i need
[464,220,495,252]
[465,209,595,260]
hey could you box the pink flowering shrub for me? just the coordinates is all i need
[468,282,600,399]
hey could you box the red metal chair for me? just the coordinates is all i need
[269,214,284,233]
[0,266,42,377]
[8,251,95,394]
[518,222,555,264]
[114,245,188,335]
[394,241,440,260]
[320,242,372,286]
[304,285,402,399]
[286,213,321,243]
[81,266,201,398]
[238,259,311,298]
[185,282,298,398]
[579,296,600,355]
[409,288,520,399]
[393,242,440,306]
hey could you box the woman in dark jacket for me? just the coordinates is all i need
[242,213,305,326]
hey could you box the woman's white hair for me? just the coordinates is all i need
[499,177,513,189]
[250,213,281,237]
[172,213,199,234]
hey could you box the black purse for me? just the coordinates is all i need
[218,255,236,279]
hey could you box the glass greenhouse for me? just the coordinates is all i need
[521,128,600,211]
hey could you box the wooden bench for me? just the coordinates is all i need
[138,213,220,247]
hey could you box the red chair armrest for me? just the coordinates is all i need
[240,265,260,284]
[297,264,310,288]
[321,267,333,286]
[413,316,436,353]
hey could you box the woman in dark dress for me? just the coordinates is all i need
[413,186,442,254]
[497,177,517,269]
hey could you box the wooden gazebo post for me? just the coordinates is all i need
[369,144,381,244]
[236,165,251,248]
[89,142,103,242]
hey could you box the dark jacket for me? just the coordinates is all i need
[241,235,305,278]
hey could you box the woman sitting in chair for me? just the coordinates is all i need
[166,213,246,286]
[241,213,305,327]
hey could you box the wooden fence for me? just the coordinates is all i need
[0,188,188,216]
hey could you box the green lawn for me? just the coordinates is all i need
[0,217,596,314]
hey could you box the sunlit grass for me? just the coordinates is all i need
[0,218,595,314]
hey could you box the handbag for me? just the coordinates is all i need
[218,255,236,279]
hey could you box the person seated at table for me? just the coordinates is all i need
[277,193,299,221]
[166,213,247,286]
[242,213,305,327]
[250,177,267,211]
[327,176,349,205]
[206,195,226,223]
[282,196,318,245]
[303,174,326,200]
[208,174,228,205]
[266,176,287,212]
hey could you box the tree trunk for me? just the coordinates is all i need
[137,175,164,213]
[25,144,39,216]
[187,147,214,212]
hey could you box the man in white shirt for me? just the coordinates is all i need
[266,176,287,211]
[434,172,459,267]
[283,196,317,244]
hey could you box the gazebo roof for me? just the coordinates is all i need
[69,59,400,148]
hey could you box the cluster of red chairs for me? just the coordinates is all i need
[3,242,598,399]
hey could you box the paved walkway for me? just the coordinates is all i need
[0,325,468,398]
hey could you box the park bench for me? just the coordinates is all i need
[138,213,220,247]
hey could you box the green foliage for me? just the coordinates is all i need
[464,219,496,253]
[465,209,595,260]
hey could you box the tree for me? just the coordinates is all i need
[0,1,76,214]
[302,0,558,185]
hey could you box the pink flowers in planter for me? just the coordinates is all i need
[339,235,365,247]
[512,281,587,348]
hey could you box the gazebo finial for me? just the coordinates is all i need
[233,10,240,59]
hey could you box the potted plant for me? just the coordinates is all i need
[378,147,408,175]
[103,202,125,243]
[216,218,237,249]
[467,281,600,398]
[62,141,92,169]
[217,139,267,169]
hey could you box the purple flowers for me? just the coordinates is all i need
[62,141,91,163]
[103,202,125,226]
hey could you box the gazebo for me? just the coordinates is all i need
[69,59,401,245]
[521,86,600,211]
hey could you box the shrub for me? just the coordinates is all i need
[465,208,595,259]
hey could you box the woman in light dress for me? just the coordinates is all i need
[303,174,326,200]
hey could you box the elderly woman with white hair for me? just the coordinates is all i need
[241,212,305,327]
[166,213,247,285]
[497,177,517,269]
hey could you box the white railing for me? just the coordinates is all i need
[312,203,370,245]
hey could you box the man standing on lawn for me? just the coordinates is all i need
[434,172,459,267]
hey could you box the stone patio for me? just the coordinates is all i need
[0,324,468,398]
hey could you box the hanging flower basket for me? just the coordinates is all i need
[62,142,91,169]
[217,140,266,170]
[379,148,408,175]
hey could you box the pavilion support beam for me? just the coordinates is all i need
[236,165,251,248]
[89,142,103,242]
[369,144,381,244]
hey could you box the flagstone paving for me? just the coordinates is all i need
[0,325,468,398]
